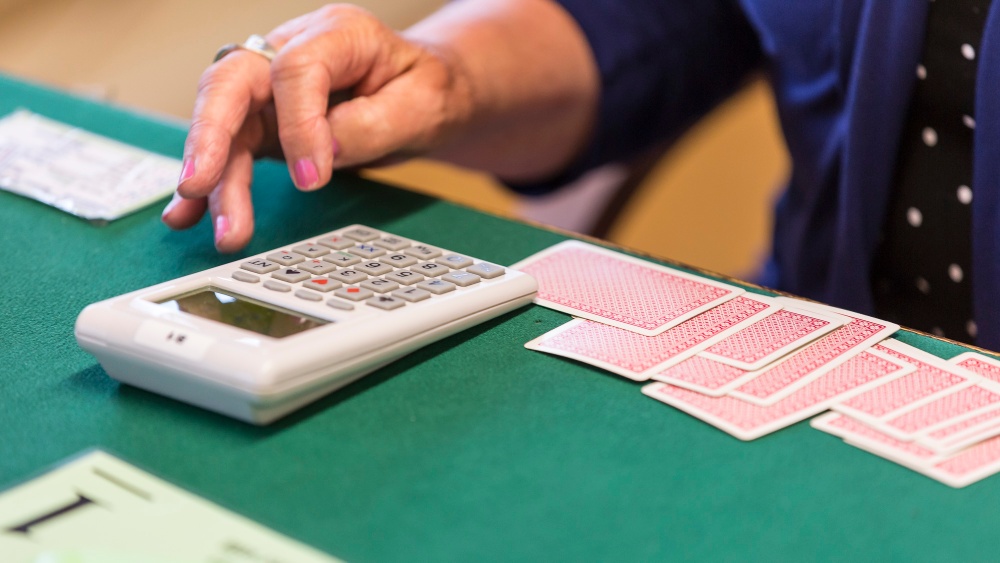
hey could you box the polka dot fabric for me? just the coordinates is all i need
[870,0,990,343]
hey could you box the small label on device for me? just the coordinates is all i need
[135,320,214,360]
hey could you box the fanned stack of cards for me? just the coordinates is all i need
[515,240,1000,487]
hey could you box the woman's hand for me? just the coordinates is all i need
[162,1,598,252]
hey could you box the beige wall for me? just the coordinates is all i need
[0,0,789,278]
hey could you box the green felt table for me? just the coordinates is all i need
[2,72,1000,561]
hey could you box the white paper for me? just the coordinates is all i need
[0,110,180,221]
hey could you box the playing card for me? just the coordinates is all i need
[917,406,1000,455]
[640,349,913,440]
[950,352,1000,385]
[698,306,848,371]
[524,294,778,381]
[720,299,899,405]
[811,412,943,466]
[832,339,979,429]
[870,383,1000,441]
[650,355,751,396]
[511,241,744,336]
[815,415,1000,488]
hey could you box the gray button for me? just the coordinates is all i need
[350,244,386,259]
[418,279,456,295]
[373,236,410,251]
[317,235,355,250]
[393,287,431,302]
[302,277,341,292]
[385,270,424,285]
[442,271,481,287]
[324,252,361,267]
[334,286,374,301]
[467,262,506,279]
[411,262,447,277]
[292,244,330,258]
[343,227,379,242]
[298,259,338,275]
[405,245,442,259]
[367,295,405,310]
[241,258,279,274]
[436,254,473,269]
[383,253,418,267]
[361,278,400,293]
[294,289,323,302]
[355,261,394,276]
[330,269,368,284]
[272,268,311,283]
[266,252,305,266]
[232,270,260,283]
[326,298,355,311]
[264,280,291,292]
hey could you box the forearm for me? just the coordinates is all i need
[405,0,599,183]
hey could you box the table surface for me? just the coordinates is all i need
[2,73,999,562]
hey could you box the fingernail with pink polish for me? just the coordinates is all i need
[215,215,229,247]
[178,158,195,185]
[161,193,182,219]
[293,158,319,189]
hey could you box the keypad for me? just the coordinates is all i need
[383,253,418,268]
[367,295,405,310]
[303,278,340,292]
[267,252,305,266]
[292,244,330,258]
[374,236,410,251]
[411,262,447,277]
[272,268,311,284]
[264,280,291,292]
[335,286,373,301]
[436,254,473,269]
[232,270,260,283]
[385,270,424,285]
[355,261,394,276]
[317,235,355,250]
[241,259,279,274]
[343,227,379,242]
[330,269,367,284]
[393,287,430,302]
[467,262,505,279]
[350,244,385,259]
[324,252,361,267]
[233,226,509,316]
[361,278,400,293]
[405,245,441,259]
[442,271,480,287]
[418,279,456,294]
[299,259,338,275]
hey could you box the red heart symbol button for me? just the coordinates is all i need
[313,279,328,285]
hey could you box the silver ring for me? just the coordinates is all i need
[214,34,278,63]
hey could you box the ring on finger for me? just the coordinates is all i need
[214,34,278,63]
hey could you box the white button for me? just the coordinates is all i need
[968,320,979,339]
[949,264,964,283]
[963,115,976,129]
[922,127,938,147]
[957,185,973,204]
[962,43,976,60]
[907,207,923,227]
[916,277,931,294]
[917,64,927,79]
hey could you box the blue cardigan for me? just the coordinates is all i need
[548,0,1000,348]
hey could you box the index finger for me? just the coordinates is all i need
[177,48,275,198]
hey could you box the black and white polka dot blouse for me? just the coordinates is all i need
[870,0,990,345]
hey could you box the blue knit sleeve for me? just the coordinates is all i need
[511,0,763,194]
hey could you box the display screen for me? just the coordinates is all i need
[157,288,327,338]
